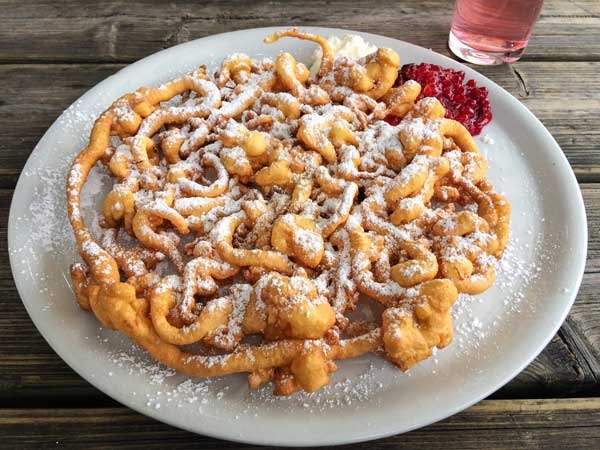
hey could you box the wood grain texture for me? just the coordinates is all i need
[1,0,599,445]
[1,61,599,188]
[1,0,599,64]
[582,184,600,272]
[0,64,121,187]
[2,399,600,449]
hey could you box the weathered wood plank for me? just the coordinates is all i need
[476,62,600,178]
[1,61,598,188]
[1,1,598,448]
[0,0,599,64]
[565,271,600,379]
[1,399,600,449]
[582,184,600,272]
[0,64,122,186]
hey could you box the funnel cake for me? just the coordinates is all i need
[67,28,510,396]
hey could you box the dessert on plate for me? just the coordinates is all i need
[66,29,510,396]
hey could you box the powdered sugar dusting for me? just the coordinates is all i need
[9,32,580,430]
[101,335,387,414]
[22,167,73,253]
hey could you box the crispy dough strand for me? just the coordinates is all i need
[265,28,335,77]
[67,112,119,285]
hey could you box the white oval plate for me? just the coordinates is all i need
[8,27,587,446]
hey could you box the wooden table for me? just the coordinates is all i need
[2,1,599,448]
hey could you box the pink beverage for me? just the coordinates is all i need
[449,0,544,65]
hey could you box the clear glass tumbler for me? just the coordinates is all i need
[449,0,544,65]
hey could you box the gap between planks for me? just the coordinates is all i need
[1,399,599,450]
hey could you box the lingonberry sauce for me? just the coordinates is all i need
[385,63,492,136]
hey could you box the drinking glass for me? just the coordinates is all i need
[449,0,544,65]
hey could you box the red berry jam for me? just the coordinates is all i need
[385,63,492,136]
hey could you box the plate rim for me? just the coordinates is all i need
[8,25,588,446]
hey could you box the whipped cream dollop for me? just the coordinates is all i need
[310,34,377,76]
